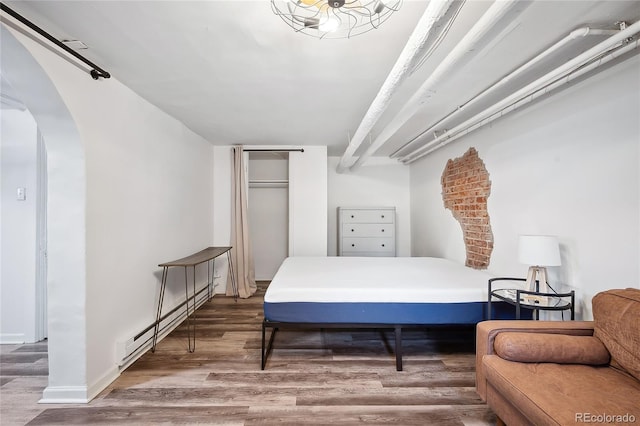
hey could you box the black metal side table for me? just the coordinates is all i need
[488,277,575,320]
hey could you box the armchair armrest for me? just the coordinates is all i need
[475,320,594,401]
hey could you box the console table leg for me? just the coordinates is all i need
[151,266,168,352]
[207,259,212,302]
[184,266,197,353]
[227,250,239,301]
[191,265,197,352]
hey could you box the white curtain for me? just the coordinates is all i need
[227,146,257,298]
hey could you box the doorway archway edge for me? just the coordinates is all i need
[1,25,89,402]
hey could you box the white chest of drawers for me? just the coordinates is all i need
[338,207,396,257]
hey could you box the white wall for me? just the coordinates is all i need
[212,146,233,292]
[289,147,328,256]
[4,25,215,401]
[83,76,214,396]
[0,108,38,343]
[328,157,411,256]
[410,55,640,320]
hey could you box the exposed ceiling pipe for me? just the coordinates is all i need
[335,0,457,174]
[346,0,524,173]
[400,21,640,164]
[403,39,639,163]
[390,26,619,159]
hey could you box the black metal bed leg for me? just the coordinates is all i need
[395,325,403,371]
[261,320,279,370]
[261,320,266,370]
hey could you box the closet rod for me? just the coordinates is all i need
[0,2,111,80]
[243,148,304,153]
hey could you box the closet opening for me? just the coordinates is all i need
[247,151,289,280]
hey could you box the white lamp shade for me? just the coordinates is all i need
[518,235,561,266]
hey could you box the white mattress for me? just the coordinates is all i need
[264,256,493,304]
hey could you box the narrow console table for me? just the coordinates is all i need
[152,246,238,353]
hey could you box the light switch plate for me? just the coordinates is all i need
[17,187,26,201]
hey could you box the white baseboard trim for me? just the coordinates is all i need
[0,333,26,344]
[87,366,120,401]
[40,386,90,404]
[39,367,120,404]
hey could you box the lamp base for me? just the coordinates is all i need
[524,266,551,293]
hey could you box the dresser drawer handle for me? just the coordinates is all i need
[351,229,354,232]
[381,215,385,218]
[382,244,385,247]
[351,215,354,218]
[351,244,355,247]
[381,229,384,232]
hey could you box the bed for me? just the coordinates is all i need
[261,256,510,371]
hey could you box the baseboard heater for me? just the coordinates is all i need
[117,283,216,368]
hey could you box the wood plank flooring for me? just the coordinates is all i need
[1,282,496,425]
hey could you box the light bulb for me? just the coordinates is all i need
[319,16,339,32]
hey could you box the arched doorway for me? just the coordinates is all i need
[0,78,47,343]
[1,25,89,402]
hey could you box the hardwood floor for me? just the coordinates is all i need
[1,282,496,425]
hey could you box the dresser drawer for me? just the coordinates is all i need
[340,251,394,257]
[341,237,395,253]
[342,223,394,237]
[340,209,394,224]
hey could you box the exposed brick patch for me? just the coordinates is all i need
[441,147,494,269]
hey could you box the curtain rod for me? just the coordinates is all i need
[0,2,111,80]
[243,148,304,153]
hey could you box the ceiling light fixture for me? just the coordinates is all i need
[271,0,403,39]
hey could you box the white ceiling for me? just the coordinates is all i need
[3,1,639,157]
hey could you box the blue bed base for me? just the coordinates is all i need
[264,300,521,324]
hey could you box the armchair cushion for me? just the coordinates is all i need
[483,356,640,426]
[475,320,595,401]
[494,332,610,365]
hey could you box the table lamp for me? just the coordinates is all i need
[518,235,561,292]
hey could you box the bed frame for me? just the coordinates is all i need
[259,257,516,371]
[260,304,522,371]
[261,319,465,371]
